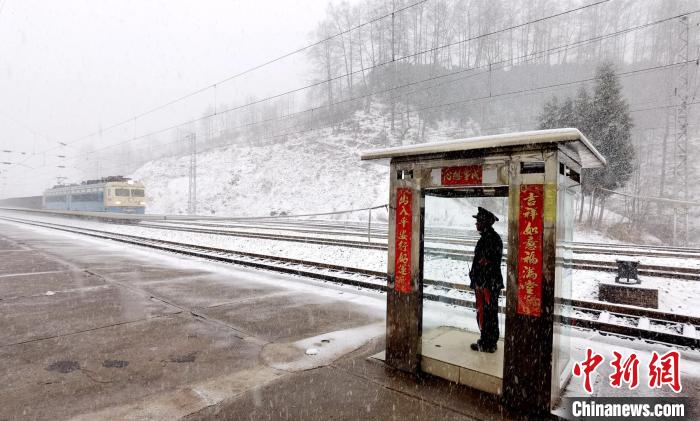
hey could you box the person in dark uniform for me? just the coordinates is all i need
[469,207,504,353]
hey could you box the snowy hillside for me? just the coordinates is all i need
[129,106,660,245]
[132,106,482,221]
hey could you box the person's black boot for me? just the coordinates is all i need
[471,341,497,352]
[482,343,497,353]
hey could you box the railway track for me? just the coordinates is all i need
[139,220,700,281]
[1,214,697,349]
[6,207,700,259]
[147,219,700,259]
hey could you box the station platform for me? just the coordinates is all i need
[0,219,526,420]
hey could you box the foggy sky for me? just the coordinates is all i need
[0,0,351,197]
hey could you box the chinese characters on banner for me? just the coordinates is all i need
[394,188,412,293]
[573,348,682,394]
[517,184,544,316]
[441,165,482,186]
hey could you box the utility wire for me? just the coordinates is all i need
[93,104,700,176]
[20,0,610,164]
[11,7,697,178]
[18,55,699,179]
[428,106,700,138]
[210,0,614,120]
[596,186,700,207]
[211,9,700,143]
[414,60,698,115]
[18,89,699,189]
[14,97,700,193]
[226,204,389,221]
[79,61,700,179]
[21,0,428,160]
[0,110,56,146]
[10,5,694,169]
[76,50,700,168]
[25,0,633,167]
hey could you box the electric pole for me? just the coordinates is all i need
[58,142,68,186]
[187,132,197,216]
[390,0,396,139]
[673,15,690,246]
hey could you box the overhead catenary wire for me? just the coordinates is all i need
[596,186,700,207]
[0,110,57,148]
[17,57,700,181]
[208,3,664,127]
[106,59,700,158]
[108,11,700,147]
[152,0,618,125]
[17,0,429,162]
[16,0,613,168]
[225,203,389,221]
[16,5,691,175]
[75,64,700,183]
[9,6,699,187]
[414,60,699,115]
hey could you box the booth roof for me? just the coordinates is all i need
[359,128,606,168]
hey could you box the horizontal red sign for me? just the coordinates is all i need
[441,165,482,186]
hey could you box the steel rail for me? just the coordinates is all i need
[2,208,698,279]
[5,207,700,259]
[145,219,700,259]
[138,221,700,280]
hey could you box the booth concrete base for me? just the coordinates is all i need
[372,326,504,395]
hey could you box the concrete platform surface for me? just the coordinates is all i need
[0,220,535,421]
[372,328,504,395]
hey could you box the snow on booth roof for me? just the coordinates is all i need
[359,128,606,169]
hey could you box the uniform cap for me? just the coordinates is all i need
[472,206,499,222]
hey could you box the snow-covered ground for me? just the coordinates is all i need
[4,211,700,317]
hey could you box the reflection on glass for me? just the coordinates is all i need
[551,171,579,406]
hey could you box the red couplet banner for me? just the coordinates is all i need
[441,165,482,186]
[394,188,412,293]
[517,184,544,317]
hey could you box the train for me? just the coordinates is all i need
[43,176,146,214]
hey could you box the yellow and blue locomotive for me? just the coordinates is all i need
[43,176,146,214]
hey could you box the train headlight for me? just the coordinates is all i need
[115,200,122,205]
[140,201,145,205]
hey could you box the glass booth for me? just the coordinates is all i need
[361,129,605,415]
